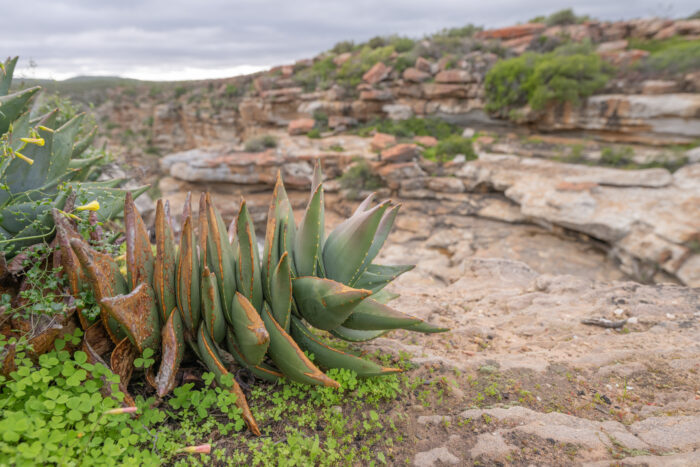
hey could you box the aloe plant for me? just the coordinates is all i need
[56,162,447,436]
[0,56,146,259]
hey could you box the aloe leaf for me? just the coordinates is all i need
[261,303,339,387]
[269,252,292,332]
[290,317,400,377]
[403,321,450,333]
[101,282,161,353]
[176,216,200,333]
[196,323,261,436]
[153,200,177,322]
[71,125,97,158]
[201,266,226,344]
[225,327,282,383]
[353,264,415,293]
[294,182,324,277]
[330,326,389,342]
[0,86,40,135]
[292,277,370,331]
[322,201,389,285]
[230,292,269,365]
[342,298,422,330]
[155,310,185,397]
[70,237,128,343]
[235,199,263,310]
[0,56,18,96]
[125,191,155,289]
[205,193,236,317]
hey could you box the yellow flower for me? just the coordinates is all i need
[20,137,45,146]
[14,152,34,165]
[76,201,100,212]
[38,125,55,133]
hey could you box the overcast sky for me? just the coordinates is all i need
[1,1,697,81]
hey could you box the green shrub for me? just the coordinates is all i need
[422,135,476,163]
[294,56,337,92]
[244,134,278,152]
[546,8,578,26]
[224,83,239,97]
[338,158,384,192]
[367,36,387,49]
[307,128,321,139]
[638,39,700,75]
[336,45,395,88]
[331,41,355,54]
[174,86,187,99]
[356,117,459,140]
[434,24,481,38]
[484,47,611,115]
[390,37,416,54]
[313,110,329,131]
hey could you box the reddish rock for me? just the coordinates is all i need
[685,72,700,92]
[422,83,471,99]
[380,143,420,164]
[435,70,476,84]
[333,52,352,66]
[403,67,431,83]
[476,23,545,40]
[281,65,294,78]
[359,89,393,101]
[414,136,438,147]
[253,76,276,93]
[260,87,303,101]
[363,62,391,84]
[502,34,535,52]
[415,57,433,73]
[287,118,315,136]
[371,133,397,151]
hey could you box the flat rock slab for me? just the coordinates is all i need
[630,416,700,451]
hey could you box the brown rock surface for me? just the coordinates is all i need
[362,62,391,84]
[287,118,315,135]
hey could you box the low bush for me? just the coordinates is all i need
[293,56,337,92]
[638,39,700,75]
[356,117,460,140]
[484,45,612,116]
[336,45,395,88]
[338,158,384,192]
[423,135,477,162]
[244,134,278,152]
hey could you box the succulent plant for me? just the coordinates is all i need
[0,56,146,260]
[56,162,447,436]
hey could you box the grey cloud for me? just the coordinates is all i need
[1,0,697,80]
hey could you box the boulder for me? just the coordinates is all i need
[414,136,438,147]
[383,104,413,120]
[362,62,391,85]
[596,40,628,53]
[328,116,357,130]
[435,70,476,84]
[403,67,431,83]
[287,118,315,135]
[371,132,397,151]
[415,57,433,73]
[476,23,546,40]
[359,89,393,101]
[380,143,420,164]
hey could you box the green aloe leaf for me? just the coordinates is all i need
[292,277,370,331]
[196,323,261,436]
[201,266,227,344]
[0,56,18,96]
[341,298,422,330]
[290,316,400,377]
[353,264,415,293]
[261,303,339,387]
[153,200,177,322]
[225,327,282,383]
[176,215,201,333]
[205,193,237,317]
[125,191,155,289]
[0,86,40,135]
[235,199,263,310]
[230,292,269,365]
[294,182,324,277]
[269,252,292,332]
[322,200,389,285]
[330,326,389,342]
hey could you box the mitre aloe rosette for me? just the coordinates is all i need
[0,56,147,260]
[56,161,447,436]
